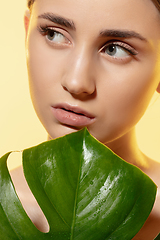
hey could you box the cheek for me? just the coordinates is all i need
[118,58,158,108]
[114,68,158,123]
[92,61,160,143]
[27,37,65,106]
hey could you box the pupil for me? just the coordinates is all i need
[49,31,55,38]
[47,31,56,40]
[106,45,117,56]
[109,45,115,53]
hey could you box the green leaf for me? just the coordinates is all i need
[0,128,157,239]
[154,233,160,240]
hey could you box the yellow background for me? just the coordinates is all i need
[0,0,160,170]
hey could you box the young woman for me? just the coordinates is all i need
[10,0,160,239]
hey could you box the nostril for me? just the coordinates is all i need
[61,72,96,96]
[8,152,50,233]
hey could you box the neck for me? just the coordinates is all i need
[106,128,149,171]
[48,127,149,171]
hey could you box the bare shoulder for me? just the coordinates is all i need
[145,158,160,215]
[10,166,49,233]
[9,158,160,239]
[146,157,160,182]
[133,157,160,240]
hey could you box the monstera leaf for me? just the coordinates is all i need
[155,233,160,240]
[0,128,157,239]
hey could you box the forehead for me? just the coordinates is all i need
[32,0,160,38]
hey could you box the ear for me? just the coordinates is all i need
[24,9,30,37]
[156,82,160,93]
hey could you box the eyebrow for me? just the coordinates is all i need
[99,29,147,41]
[38,13,76,30]
[38,13,147,42]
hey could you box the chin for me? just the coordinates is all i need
[47,124,81,140]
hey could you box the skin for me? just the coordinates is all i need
[10,0,160,238]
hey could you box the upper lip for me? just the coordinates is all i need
[52,103,95,119]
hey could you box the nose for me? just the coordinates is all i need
[61,49,96,97]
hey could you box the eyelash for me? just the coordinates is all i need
[37,25,70,44]
[38,25,57,35]
[102,41,137,56]
[38,25,138,60]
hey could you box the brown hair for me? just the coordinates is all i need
[151,0,160,10]
[28,0,34,9]
[27,0,160,11]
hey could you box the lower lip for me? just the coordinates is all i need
[52,108,95,127]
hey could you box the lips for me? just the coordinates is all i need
[52,103,95,127]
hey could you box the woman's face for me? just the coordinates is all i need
[26,0,160,145]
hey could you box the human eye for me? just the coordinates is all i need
[37,25,71,45]
[100,41,138,60]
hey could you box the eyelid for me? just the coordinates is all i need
[100,41,138,56]
[37,25,72,45]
